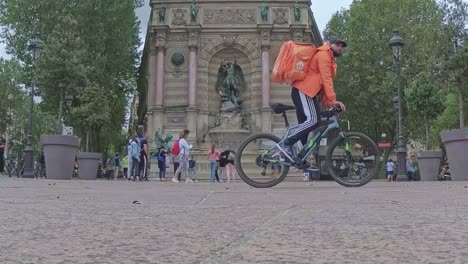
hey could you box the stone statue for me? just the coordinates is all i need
[157,1,166,23]
[215,58,245,112]
[260,1,269,23]
[293,1,301,23]
[154,129,173,152]
[190,0,198,23]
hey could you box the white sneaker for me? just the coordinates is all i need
[185,178,193,183]
[172,178,180,183]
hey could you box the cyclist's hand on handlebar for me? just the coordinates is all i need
[332,100,346,112]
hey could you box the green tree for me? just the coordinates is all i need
[324,0,450,156]
[440,0,468,128]
[0,0,140,155]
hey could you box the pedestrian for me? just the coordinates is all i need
[114,154,121,180]
[139,133,149,181]
[122,155,128,179]
[172,129,193,183]
[127,138,133,180]
[386,159,395,182]
[130,136,141,181]
[157,146,167,181]
[172,130,183,181]
[188,155,197,181]
[107,156,116,180]
[406,155,417,181]
[0,137,5,177]
[219,150,228,182]
[223,150,236,182]
[208,144,221,183]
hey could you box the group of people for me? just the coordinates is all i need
[115,128,237,183]
[207,145,236,183]
[126,133,149,181]
[158,130,237,183]
[385,156,420,181]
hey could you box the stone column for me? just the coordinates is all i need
[152,25,169,135]
[258,24,274,133]
[186,24,201,147]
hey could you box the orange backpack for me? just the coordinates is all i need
[272,41,317,84]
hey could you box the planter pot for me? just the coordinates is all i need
[416,151,442,181]
[41,135,80,180]
[77,152,101,180]
[440,128,468,181]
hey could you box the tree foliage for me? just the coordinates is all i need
[0,0,141,155]
[324,0,467,151]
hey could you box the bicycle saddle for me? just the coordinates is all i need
[270,103,296,114]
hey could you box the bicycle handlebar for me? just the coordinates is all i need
[320,108,342,118]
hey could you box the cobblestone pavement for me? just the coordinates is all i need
[1,178,468,264]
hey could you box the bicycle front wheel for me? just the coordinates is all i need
[326,132,380,187]
[235,133,290,188]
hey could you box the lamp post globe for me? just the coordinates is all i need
[389,31,407,181]
[22,34,42,178]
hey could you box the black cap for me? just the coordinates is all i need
[328,38,347,47]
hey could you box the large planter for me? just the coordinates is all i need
[416,151,442,181]
[77,152,101,180]
[41,135,80,180]
[440,128,468,181]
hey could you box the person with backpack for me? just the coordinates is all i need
[130,136,141,181]
[172,129,193,183]
[139,133,149,181]
[172,130,183,181]
[188,156,197,182]
[273,38,347,169]
[157,146,167,181]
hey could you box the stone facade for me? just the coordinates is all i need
[136,0,322,151]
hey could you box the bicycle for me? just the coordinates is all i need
[235,103,381,188]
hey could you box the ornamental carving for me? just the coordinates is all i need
[172,9,186,25]
[204,9,256,24]
[154,31,167,47]
[167,34,186,43]
[221,32,238,47]
[273,8,288,25]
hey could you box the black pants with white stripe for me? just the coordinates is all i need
[284,87,321,146]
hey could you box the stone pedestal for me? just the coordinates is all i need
[440,129,468,181]
[186,107,199,149]
[416,151,442,181]
[152,107,165,136]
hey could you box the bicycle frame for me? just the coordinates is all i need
[299,114,343,163]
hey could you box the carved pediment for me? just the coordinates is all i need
[204,9,256,24]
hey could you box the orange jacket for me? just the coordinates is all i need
[292,44,337,107]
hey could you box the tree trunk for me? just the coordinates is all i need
[86,128,90,152]
[57,87,64,134]
[458,79,465,129]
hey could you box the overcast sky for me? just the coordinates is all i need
[0,1,352,60]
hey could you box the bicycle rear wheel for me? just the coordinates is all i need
[326,132,380,187]
[235,133,290,188]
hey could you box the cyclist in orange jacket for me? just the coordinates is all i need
[278,38,348,167]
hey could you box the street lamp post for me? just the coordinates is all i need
[390,31,407,181]
[22,34,42,178]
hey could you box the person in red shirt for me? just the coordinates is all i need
[277,38,348,167]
